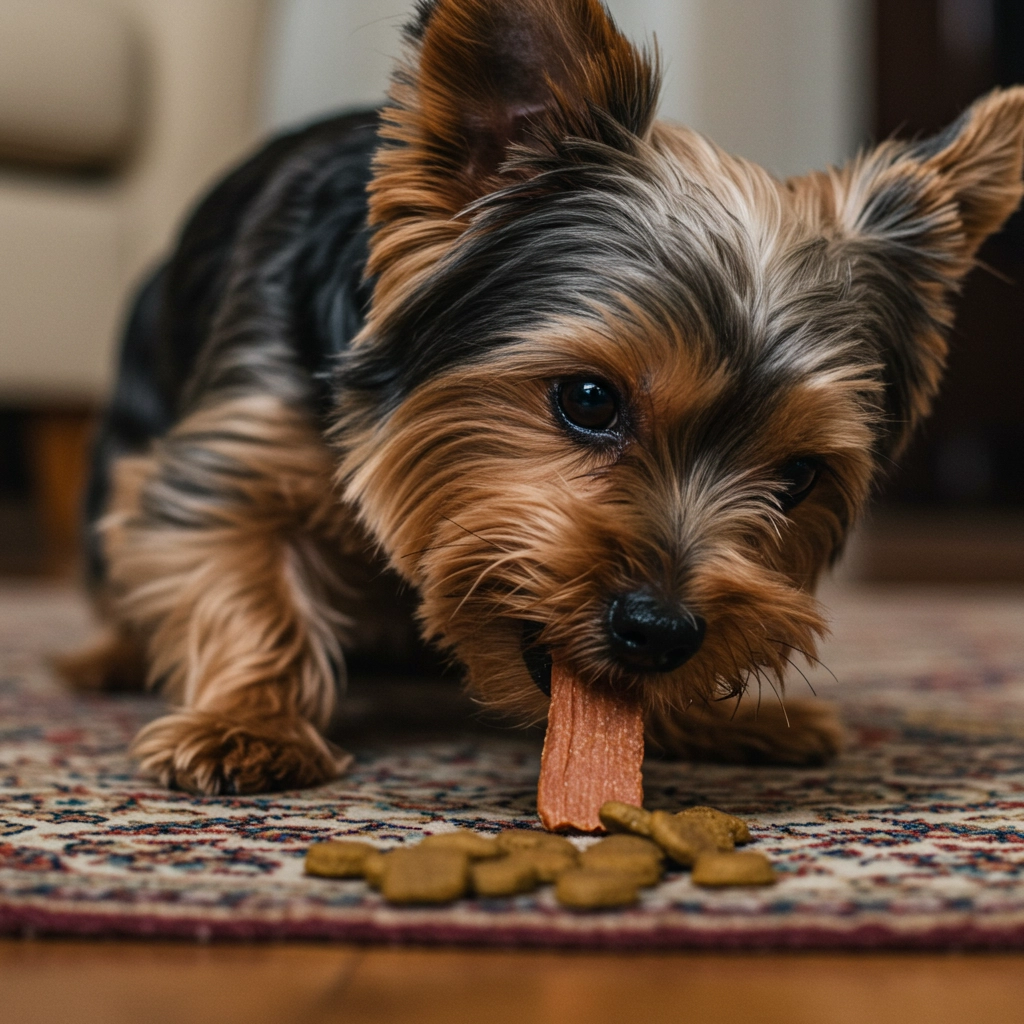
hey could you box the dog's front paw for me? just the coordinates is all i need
[649,698,844,767]
[131,711,352,795]
[731,698,845,766]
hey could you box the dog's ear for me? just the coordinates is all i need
[838,87,1024,272]
[374,0,658,215]
[796,87,1024,453]
[366,0,658,318]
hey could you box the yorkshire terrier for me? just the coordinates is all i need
[64,0,1024,796]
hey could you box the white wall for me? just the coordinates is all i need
[264,0,872,178]
[690,0,872,177]
[264,0,410,129]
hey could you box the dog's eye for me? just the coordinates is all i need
[776,458,821,512]
[556,380,619,433]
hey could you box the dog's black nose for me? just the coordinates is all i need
[606,592,706,673]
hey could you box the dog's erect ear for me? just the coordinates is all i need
[838,87,1024,273]
[374,0,658,214]
[795,87,1024,453]
[365,0,658,319]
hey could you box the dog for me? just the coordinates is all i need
[63,0,1024,796]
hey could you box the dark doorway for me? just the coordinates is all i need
[873,0,1024,510]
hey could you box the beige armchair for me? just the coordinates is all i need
[0,0,271,404]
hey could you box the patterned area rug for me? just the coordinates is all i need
[1,582,1023,948]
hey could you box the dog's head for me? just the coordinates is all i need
[336,0,1024,720]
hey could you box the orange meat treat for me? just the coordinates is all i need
[537,662,645,832]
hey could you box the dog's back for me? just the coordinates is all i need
[85,110,380,584]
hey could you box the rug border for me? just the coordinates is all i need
[3,900,1024,950]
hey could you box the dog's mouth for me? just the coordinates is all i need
[520,621,553,696]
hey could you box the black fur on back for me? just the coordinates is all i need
[85,110,380,584]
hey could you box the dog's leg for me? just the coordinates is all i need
[647,695,844,767]
[101,395,356,795]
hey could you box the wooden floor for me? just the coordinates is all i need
[2,940,1023,1024]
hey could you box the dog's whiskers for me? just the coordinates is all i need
[764,673,790,728]
[766,637,839,687]
[729,689,743,720]
[778,652,817,697]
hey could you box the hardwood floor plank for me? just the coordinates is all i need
[0,940,360,1024]
[3,941,1024,1024]
[323,948,1024,1024]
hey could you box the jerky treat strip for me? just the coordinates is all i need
[537,662,645,832]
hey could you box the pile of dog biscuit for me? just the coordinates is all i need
[305,801,775,909]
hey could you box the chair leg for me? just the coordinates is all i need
[26,408,96,576]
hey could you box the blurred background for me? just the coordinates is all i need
[0,0,1020,583]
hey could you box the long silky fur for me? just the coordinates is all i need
[72,0,1024,794]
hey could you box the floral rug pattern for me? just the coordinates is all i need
[1,583,1023,947]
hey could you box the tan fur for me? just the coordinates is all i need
[93,396,364,794]
[646,696,845,767]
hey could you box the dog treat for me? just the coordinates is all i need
[599,800,654,837]
[419,829,503,859]
[513,844,579,882]
[305,803,768,906]
[582,834,663,863]
[361,850,388,889]
[380,847,471,905]
[650,809,727,866]
[495,829,577,856]
[537,662,645,832]
[495,830,578,881]
[676,806,751,845]
[304,839,377,878]
[555,868,640,910]
[580,835,664,886]
[691,851,776,887]
[670,811,736,852]
[586,833,663,858]
[471,855,539,897]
